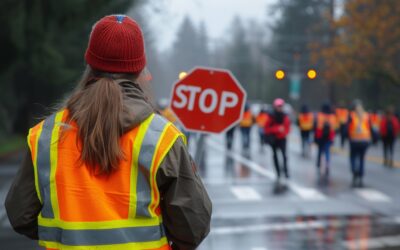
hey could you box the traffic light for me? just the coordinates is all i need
[275,70,285,80]
[179,71,188,80]
[307,69,317,80]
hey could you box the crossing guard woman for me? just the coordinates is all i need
[5,15,212,250]
[348,100,372,187]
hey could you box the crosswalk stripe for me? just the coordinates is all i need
[230,186,262,201]
[211,220,326,235]
[208,138,327,201]
[355,188,392,202]
[288,183,326,201]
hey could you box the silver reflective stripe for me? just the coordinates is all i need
[39,224,166,246]
[36,114,56,218]
[136,115,168,217]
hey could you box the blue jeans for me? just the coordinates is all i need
[350,142,369,177]
[317,140,332,168]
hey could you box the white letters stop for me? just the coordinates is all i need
[172,85,239,116]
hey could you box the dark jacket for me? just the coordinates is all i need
[380,115,400,138]
[5,81,212,250]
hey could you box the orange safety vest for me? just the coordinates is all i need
[256,113,269,128]
[298,113,314,131]
[336,108,349,125]
[349,112,371,141]
[315,113,337,140]
[240,111,253,127]
[28,110,183,250]
[370,113,381,130]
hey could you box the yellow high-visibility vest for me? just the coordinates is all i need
[28,110,184,250]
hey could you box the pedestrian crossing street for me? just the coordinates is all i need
[202,132,400,221]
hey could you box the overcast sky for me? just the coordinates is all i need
[142,0,277,52]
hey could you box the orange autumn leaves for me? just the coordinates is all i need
[311,0,400,86]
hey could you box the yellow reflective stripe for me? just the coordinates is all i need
[129,114,155,218]
[28,124,44,203]
[148,123,184,217]
[39,236,169,250]
[38,215,162,230]
[50,110,65,220]
[147,123,168,217]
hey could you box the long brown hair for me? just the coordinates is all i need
[66,66,139,174]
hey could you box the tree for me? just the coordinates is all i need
[316,0,400,86]
[312,0,400,107]
[171,16,209,73]
[0,0,140,134]
[267,0,332,107]
[225,17,255,99]
[161,16,210,98]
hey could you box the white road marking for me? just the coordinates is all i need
[212,220,326,235]
[288,183,326,201]
[355,188,392,202]
[343,235,400,249]
[230,186,262,201]
[252,247,268,250]
[203,178,270,186]
[208,138,327,201]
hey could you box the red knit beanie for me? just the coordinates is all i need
[85,15,146,74]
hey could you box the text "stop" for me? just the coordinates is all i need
[172,85,238,116]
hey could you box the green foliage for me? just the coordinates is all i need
[0,0,138,134]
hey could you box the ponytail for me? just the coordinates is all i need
[66,73,125,175]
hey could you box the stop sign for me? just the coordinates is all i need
[170,67,246,133]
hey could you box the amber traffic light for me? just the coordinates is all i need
[307,69,317,80]
[275,70,285,80]
[179,71,188,80]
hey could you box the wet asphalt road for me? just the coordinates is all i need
[0,128,399,250]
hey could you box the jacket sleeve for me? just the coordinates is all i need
[5,149,41,240]
[156,137,212,250]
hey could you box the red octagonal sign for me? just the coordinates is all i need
[170,67,247,134]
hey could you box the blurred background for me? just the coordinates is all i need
[1,0,400,249]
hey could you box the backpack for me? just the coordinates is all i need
[322,121,331,140]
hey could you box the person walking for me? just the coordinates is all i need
[226,126,236,150]
[239,104,254,151]
[297,104,314,158]
[336,104,349,148]
[348,100,372,187]
[5,15,211,250]
[380,107,400,167]
[314,103,337,179]
[256,106,270,151]
[265,98,291,184]
[370,110,381,145]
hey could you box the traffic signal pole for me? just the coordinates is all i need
[328,0,336,104]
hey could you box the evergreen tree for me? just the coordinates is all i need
[0,0,139,134]
[226,17,254,99]
[266,0,331,107]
